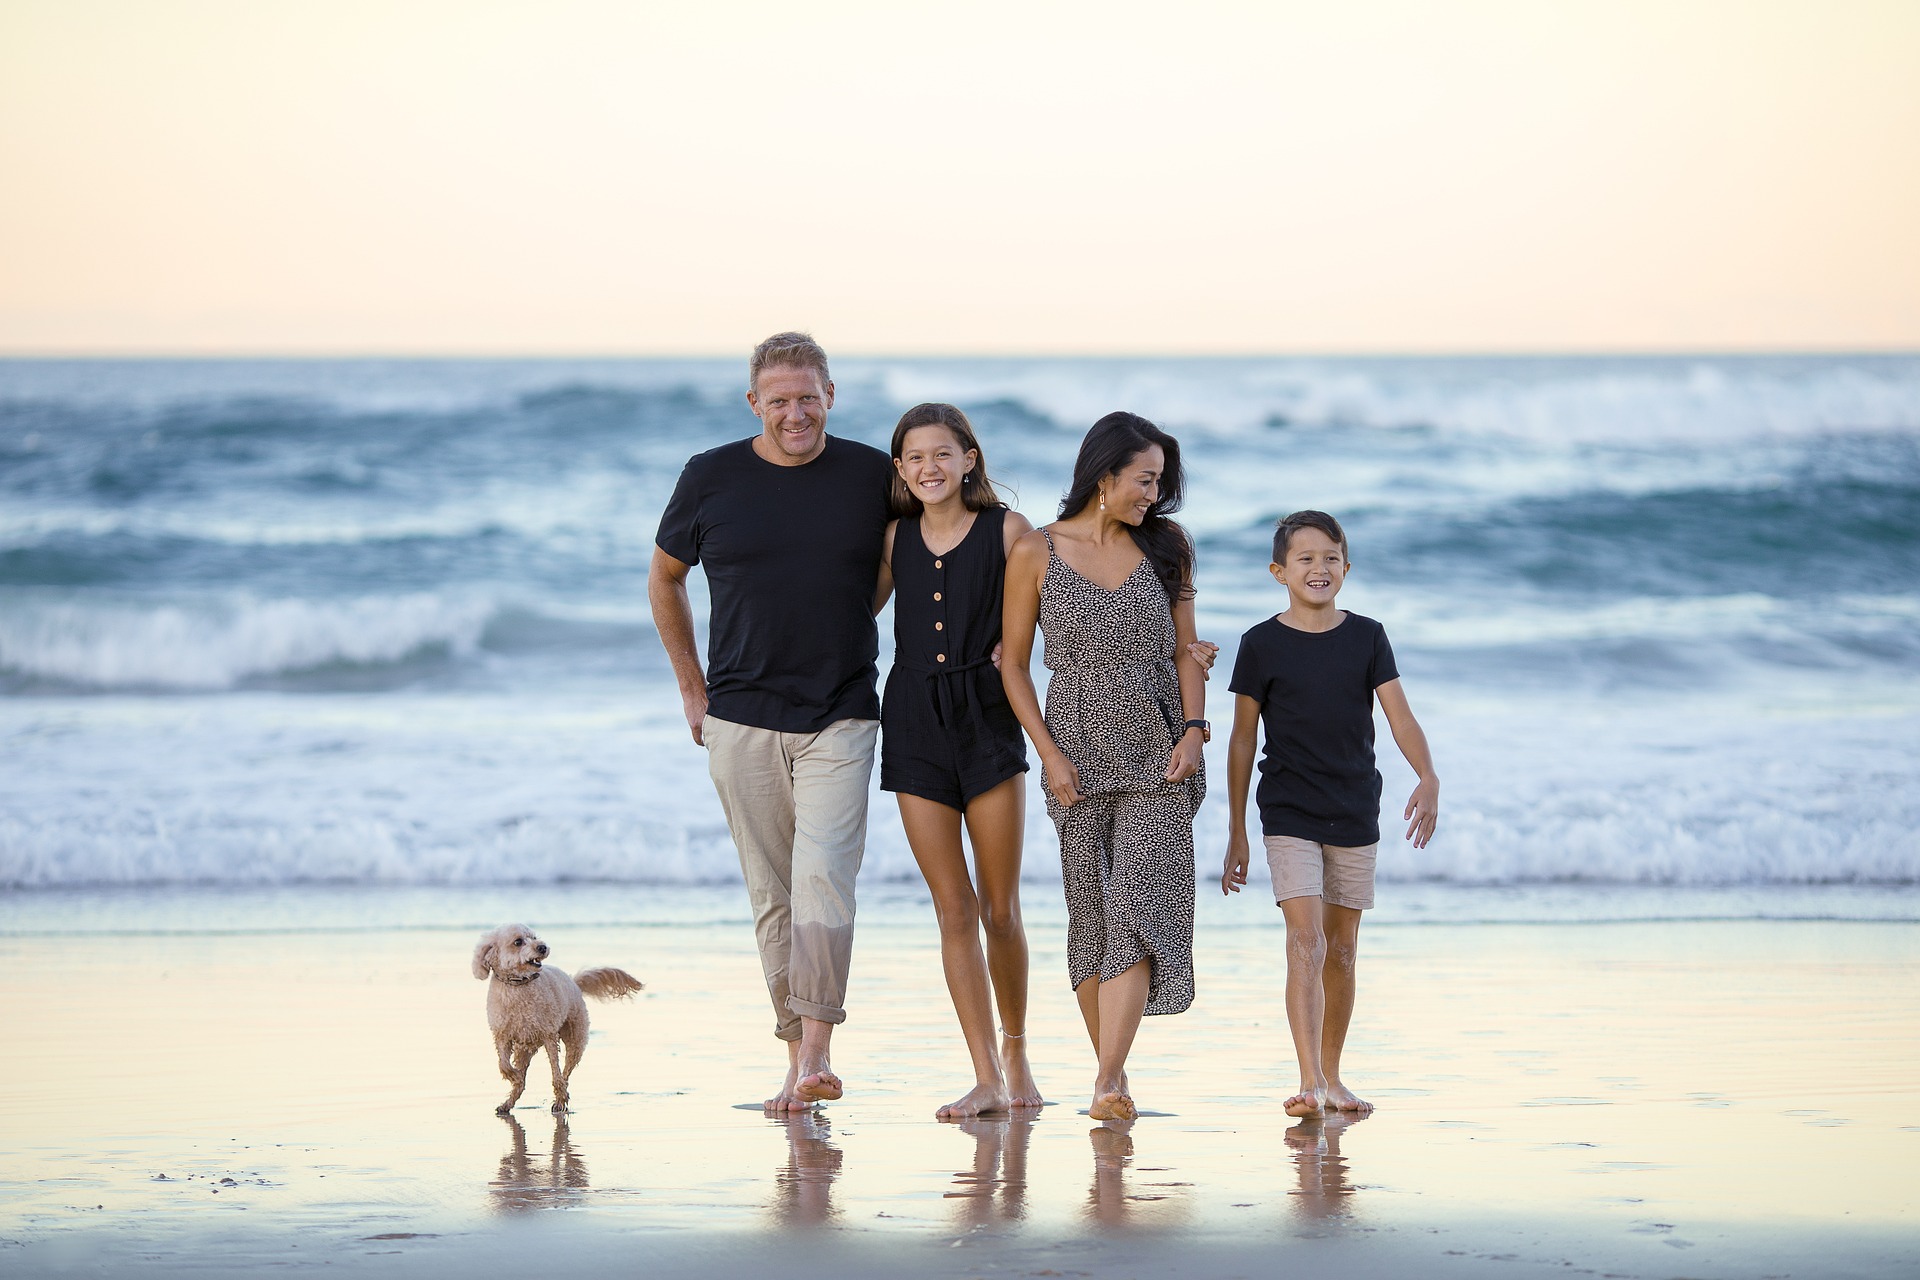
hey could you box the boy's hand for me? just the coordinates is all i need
[1186,639,1220,680]
[1404,776,1439,848]
[1221,829,1250,895]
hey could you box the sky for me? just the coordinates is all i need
[1,0,1916,355]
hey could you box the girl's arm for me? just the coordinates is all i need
[1376,678,1438,848]
[872,520,897,616]
[1001,529,1081,807]
[1221,693,1261,894]
[1164,586,1206,783]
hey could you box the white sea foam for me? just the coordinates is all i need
[0,593,499,689]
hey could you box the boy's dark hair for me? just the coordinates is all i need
[1273,510,1349,563]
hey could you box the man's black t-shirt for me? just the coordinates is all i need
[655,436,893,733]
[1228,612,1400,846]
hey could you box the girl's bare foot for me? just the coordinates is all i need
[1002,1032,1043,1109]
[1284,1089,1324,1118]
[1324,1081,1372,1114]
[936,1080,1011,1119]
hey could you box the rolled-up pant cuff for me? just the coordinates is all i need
[786,996,846,1025]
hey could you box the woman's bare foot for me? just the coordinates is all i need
[1088,1088,1137,1121]
[1324,1080,1372,1114]
[936,1080,1011,1119]
[1284,1089,1324,1118]
[1002,1032,1044,1109]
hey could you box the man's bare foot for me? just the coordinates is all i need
[795,1062,843,1103]
[936,1081,1010,1119]
[1324,1081,1372,1114]
[1088,1089,1137,1121]
[1284,1089,1324,1118]
[1002,1032,1043,1109]
[764,1060,813,1112]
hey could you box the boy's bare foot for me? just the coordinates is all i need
[1002,1032,1044,1109]
[936,1081,1010,1119]
[1284,1089,1324,1118]
[1324,1081,1372,1114]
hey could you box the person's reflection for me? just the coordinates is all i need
[1285,1110,1366,1221]
[1085,1118,1136,1226]
[768,1110,843,1227]
[942,1115,1033,1229]
[490,1113,589,1215]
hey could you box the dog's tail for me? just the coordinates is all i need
[575,967,645,1001]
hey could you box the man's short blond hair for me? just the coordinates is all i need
[750,332,831,393]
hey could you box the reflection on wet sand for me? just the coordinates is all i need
[490,1113,589,1215]
[1286,1111,1367,1222]
[941,1116,1032,1229]
[1086,1120,1195,1229]
[769,1111,843,1228]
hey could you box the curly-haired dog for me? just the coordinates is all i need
[472,923,644,1114]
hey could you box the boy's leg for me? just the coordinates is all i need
[1266,835,1330,1116]
[1319,841,1377,1113]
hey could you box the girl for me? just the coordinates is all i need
[880,403,1041,1118]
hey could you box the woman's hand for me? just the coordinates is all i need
[1043,746,1084,808]
[1164,727,1205,783]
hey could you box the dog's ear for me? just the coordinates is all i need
[472,935,497,980]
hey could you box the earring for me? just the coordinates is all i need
[1099,490,1106,512]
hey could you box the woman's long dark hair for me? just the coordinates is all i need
[888,403,1007,518]
[1059,411,1194,602]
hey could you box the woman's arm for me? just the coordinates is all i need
[1001,529,1081,807]
[1164,586,1206,783]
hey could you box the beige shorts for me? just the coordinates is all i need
[1264,834,1378,910]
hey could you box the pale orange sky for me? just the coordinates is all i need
[1,0,1916,355]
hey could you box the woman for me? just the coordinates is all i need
[1000,411,1209,1122]
[880,402,1042,1118]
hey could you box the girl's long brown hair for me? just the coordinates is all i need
[887,403,1007,518]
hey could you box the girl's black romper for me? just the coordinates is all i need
[880,505,1030,810]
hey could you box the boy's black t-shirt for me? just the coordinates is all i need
[655,435,892,733]
[1228,612,1400,846]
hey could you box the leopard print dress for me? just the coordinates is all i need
[1039,530,1202,1016]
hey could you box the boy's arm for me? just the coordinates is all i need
[1221,693,1262,894]
[1376,678,1438,848]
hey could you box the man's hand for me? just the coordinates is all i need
[1404,776,1439,848]
[1221,829,1250,895]
[682,686,710,747]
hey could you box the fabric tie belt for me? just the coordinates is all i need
[895,653,996,729]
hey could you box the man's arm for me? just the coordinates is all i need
[1221,693,1262,894]
[648,546,709,747]
[1376,678,1438,848]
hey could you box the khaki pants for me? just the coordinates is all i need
[704,714,878,1042]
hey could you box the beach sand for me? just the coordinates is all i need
[2,886,1916,1278]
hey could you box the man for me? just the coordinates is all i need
[649,332,894,1111]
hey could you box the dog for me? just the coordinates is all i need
[471,923,644,1114]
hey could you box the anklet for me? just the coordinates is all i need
[1000,1028,1025,1039]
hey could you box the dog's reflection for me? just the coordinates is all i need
[941,1115,1033,1229]
[490,1113,589,1214]
[768,1110,843,1227]
[1285,1110,1367,1221]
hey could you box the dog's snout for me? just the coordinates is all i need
[535,943,549,957]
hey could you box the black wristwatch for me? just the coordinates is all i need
[1183,718,1211,743]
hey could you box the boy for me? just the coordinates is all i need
[1221,510,1438,1118]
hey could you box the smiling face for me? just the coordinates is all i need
[893,425,975,511]
[746,363,833,464]
[1099,444,1166,526]
[1271,525,1349,607]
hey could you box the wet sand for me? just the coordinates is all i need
[2,888,1916,1278]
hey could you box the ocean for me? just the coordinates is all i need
[3,355,1917,914]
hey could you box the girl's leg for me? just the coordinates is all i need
[898,792,1009,1117]
[963,775,1041,1106]
[1279,894,1329,1116]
